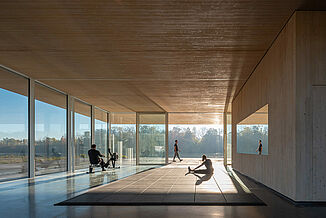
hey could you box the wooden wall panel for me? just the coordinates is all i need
[295,12,326,201]
[312,87,326,200]
[233,11,326,201]
[232,14,297,200]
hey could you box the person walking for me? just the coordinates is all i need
[172,140,183,162]
[256,140,263,155]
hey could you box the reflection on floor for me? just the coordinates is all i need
[2,159,326,218]
[0,165,156,218]
[58,159,263,205]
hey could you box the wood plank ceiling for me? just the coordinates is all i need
[0,0,325,113]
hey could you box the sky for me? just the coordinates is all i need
[0,88,66,140]
[0,88,28,139]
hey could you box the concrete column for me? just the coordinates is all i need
[112,134,115,152]
[227,112,232,165]
[91,105,95,145]
[223,112,227,166]
[165,113,169,164]
[136,113,139,165]
[119,141,123,165]
[128,148,133,162]
[107,112,110,158]
[28,79,35,178]
[67,95,75,173]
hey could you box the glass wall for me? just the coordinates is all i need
[168,113,223,160]
[139,113,166,164]
[94,108,108,157]
[237,105,268,155]
[111,113,136,165]
[35,83,67,175]
[0,67,114,180]
[0,69,28,181]
[74,100,91,169]
[168,125,223,158]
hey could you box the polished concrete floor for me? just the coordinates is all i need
[1,159,326,218]
[0,165,157,218]
[58,160,263,205]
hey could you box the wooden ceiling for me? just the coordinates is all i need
[1,0,325,113]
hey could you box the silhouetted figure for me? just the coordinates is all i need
[108,148,118,168]
[52,147,62,167]
[88,144,108,172]
[172,140,182,162]
[193,171,214,185]
[186,154,213,175]
[256,140,263,155]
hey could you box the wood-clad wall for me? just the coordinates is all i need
[232,11,326,201]
[232,12,297,200]
[295,12,326,201]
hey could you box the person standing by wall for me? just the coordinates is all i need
[256,140,263,155]
[173,140,183,162]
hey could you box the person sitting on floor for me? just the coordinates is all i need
[186,154,214,175]
[88,144,108,171]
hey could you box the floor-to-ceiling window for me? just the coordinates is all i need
[168,113,223,160]
[139,113,166,164]
[35,83,67,175]
[94,108,108,157]
[111,113,136,165]
[0,68,28,181]
[74,100,91,170]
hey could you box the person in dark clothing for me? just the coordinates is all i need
[88,144,108,171]
[172,140,182,162]
[107,148,118,168]
[256,140,263,155]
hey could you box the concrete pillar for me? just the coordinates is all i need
[165,113,168,164]
[28,79,35,178]
[67,95,75,173]
[118,141,123,165]
[223,112,227,166]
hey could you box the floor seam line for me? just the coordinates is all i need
[213,174,227,202]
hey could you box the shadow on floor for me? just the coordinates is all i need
[56,162,265,206]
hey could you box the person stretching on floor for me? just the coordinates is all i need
[186,154,214,175]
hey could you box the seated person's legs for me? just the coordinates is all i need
[104,159,110,168]
[99,158,106,171]
[194,169,211,174]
